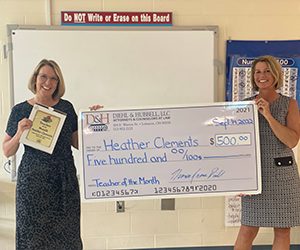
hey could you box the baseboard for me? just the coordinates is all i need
[134,245,300,250]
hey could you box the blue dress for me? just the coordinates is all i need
[241,95,300,227]
[6,99,82,250]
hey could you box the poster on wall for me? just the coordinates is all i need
[61,11,173,26]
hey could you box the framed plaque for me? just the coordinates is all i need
[20,103,66,154]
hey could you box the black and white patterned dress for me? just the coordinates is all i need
[241,95,300,227]
[6,99,82,250]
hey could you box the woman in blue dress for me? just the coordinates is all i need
[3,59,102,249]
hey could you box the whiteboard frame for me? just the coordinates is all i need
[5,24,219,181]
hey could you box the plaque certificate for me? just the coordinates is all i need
[20,103,66,154]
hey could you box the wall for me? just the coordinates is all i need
[1,0,300,249]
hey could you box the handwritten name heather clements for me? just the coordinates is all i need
[86,136,199,166]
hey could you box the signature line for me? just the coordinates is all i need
[203,155,240,159]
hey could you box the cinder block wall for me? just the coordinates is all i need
[1,0,300,249]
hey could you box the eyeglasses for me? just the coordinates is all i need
[38,74,59,84]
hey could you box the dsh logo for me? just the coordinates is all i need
[86,113,109,132]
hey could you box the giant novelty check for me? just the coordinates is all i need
[79,102,261,201]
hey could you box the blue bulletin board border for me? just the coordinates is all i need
[226,40,300,108]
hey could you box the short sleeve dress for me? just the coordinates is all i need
[6,99,83,250]
[241,95,300,228]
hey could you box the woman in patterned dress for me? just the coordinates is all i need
[234,55,300,250]
[3,59,102,249]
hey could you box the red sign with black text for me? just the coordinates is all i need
[61,12,172,26]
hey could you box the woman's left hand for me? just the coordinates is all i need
[89,105,104,111]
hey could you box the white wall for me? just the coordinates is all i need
[1,0,300,249]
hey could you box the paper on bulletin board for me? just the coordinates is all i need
[225,196,241,227]
[79,102,261,202]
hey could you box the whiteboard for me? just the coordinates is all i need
[6,25,219,181]
[79,102,261,201]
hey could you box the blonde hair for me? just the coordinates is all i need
[250,55,283,91]
[28,59,65,100]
